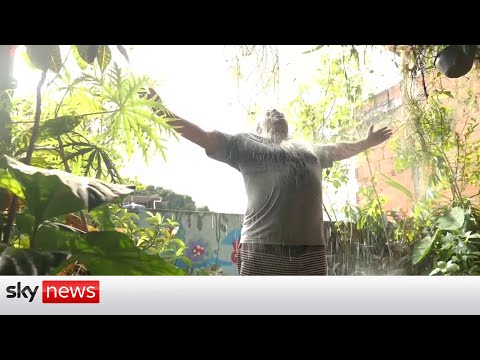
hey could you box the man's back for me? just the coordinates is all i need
[207,132,334,246]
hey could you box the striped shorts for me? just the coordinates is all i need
[237,243,327,276]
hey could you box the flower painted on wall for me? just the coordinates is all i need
[186,240,208,263]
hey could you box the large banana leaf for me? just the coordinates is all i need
[0,155,133,223]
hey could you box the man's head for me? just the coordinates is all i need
[256,109,289,142]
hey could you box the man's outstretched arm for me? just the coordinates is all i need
[329,125,393,161]
[166,113,220,156]
[140,88,219,155]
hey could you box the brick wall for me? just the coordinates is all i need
[356,70,480,214]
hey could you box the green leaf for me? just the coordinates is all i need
[440,241,454,251]
[36,225,185,275]
[178,255,192,267]
[437,261,447,269]
[437,207,465,231]
[39,115,83,139]
[16,213,35,237]
[36,223,94,251]
[412,234,436,265]
[455,241,467,255]
[159,249,176,258]
[137,238,148,247]
[465,232,480,240]
[25,45,61,72]
[89,205,115,231]
[65,147,94,161]
[76,45,99,64]
[0,243,68,275]
[446,262,460,273]
[438,90,454,99]
[72,46,89,69]
[84,65,177,162]
[440,232,456,244]
[1,155,134,223]
[429,268,442,276]
[29,156,51,169]
[0,169,25,198]
[381,174,413,200]
[49,45,63,74]
[97,45,112,72]
[116,45,129,62]
[170,238,186,249]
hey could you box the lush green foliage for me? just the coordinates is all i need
[0,45,185,275]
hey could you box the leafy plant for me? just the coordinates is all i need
[137,212,189,265]
[0,45,185,275]
[113,207,188,263]
[0,154,184,275]
[412,205,480,275]
[0,242,68,275]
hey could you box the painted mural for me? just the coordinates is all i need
[137,210,243,275]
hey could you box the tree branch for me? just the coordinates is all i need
[3,70,47,245]
[25,70,47,164]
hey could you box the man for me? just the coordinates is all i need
[144,89,392,275]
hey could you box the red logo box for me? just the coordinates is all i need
[42,281,100,303]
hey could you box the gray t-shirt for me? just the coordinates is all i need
[207,131,336,246]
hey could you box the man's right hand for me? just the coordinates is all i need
[138,87,177,118]
[138,87,161,102]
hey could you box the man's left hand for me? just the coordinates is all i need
[366,125,393,147]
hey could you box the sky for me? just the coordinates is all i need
[12,45,402,214]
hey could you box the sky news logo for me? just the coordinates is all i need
[5,281,100,303]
